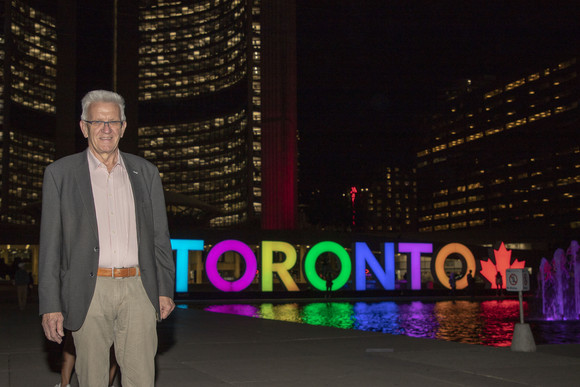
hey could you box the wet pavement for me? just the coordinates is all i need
[1,286,580,386]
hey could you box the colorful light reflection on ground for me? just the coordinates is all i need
[201,300,580,347]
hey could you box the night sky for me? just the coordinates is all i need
[295,1,580,196]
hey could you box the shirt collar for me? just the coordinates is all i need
[86,148,124,171]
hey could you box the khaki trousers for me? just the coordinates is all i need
[72,276,157,387]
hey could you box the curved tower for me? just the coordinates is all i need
[138,0,262,228]
[138,0,297,230]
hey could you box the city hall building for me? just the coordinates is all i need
[0,0,297,278]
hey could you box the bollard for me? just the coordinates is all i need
[511,322,536,352]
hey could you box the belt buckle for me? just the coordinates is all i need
[112,267,124,279]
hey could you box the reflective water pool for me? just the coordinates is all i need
[200,300,580,347]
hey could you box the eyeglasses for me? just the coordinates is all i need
[83,120,124,130]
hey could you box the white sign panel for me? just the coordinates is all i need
[506,269,530,292]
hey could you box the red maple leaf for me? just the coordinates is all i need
[479,242,525,288]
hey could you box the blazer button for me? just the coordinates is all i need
[89,272,94,277]
[94,247,99,252]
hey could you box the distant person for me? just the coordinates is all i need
[0,257,9,280]
[325,274,333,299]
[448,272,457,295]
[495,271,503,296]
[466,270,475,297]
[14,263,30,310]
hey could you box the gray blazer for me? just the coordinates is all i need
[38,150,175,331]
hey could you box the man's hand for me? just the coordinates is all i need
[42,312,64,343]
[159,296,175,320]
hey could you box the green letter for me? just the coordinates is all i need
[304,241,352,291]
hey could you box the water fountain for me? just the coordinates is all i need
[538,240,580,320]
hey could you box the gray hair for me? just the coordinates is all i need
[80,90,126,121]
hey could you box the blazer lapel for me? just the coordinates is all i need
[121,152,144,246]
[74,150,99,239]
[121,153,145,204]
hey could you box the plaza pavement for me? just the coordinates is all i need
[1,288,580,386]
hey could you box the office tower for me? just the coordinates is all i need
[0,0,57,231]
[137,0,296,229]
[416,58,580,237]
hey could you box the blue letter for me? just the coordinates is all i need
[171,239,204,293]
[355,242,395,291]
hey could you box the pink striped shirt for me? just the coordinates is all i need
[87,149,139,268]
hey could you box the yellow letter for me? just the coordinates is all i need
[261,241,299,291]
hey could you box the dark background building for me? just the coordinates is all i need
[355,166,417,233]
[415,57,580,244]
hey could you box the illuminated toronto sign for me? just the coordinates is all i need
[170,239,525,293]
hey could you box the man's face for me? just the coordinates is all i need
[80,102,126,158]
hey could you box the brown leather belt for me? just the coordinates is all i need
[97,267,140,278]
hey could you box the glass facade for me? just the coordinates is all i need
[8,0,57,113]
[416,58,580,234]
[2,132,54,225]
[138,110,251,226]
[249,1,262,217]
[138,0,247,101]
[1,0,56,226]
[138,0,261,227]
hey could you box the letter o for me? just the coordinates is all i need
[304,241,352,291]
[205,240,257,292]
[434,243,477,290]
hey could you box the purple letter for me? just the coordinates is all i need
[398,243,433,290]
[205,240,257,292]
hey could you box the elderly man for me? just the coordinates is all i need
[39,89,175,386]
